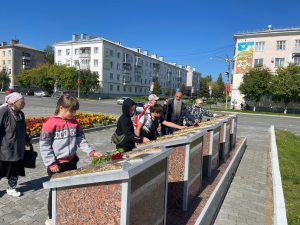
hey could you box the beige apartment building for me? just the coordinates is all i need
[231,26,300,109]
[0,40,44,89]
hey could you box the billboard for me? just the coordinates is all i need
[235,42,254,74]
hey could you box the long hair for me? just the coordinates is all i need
[54,94,79,115]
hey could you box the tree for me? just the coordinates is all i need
[239,67,272,111]
[0,69,11,91]
[44,45,54,64]
[272,64,300,114]
[78,69,100,96]
[212,73,225,100]
[17,64,77,94]
[152,77,162,95]
[180,83,186,95]
[199,76,210,98]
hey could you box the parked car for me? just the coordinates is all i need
[117,97,129,105]
[136,102,145,114]
[4,88,14,94]
[26,90,34,96]
[34,90,50,97]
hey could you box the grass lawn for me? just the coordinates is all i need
[275,129,300,225]
[207,106,300,117]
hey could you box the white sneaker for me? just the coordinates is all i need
[6,189,21,197]
[45,218,52,225]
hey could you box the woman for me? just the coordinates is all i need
[0,92,29,197]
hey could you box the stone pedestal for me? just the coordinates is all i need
[203,124,221,177]
[43,148,172,225]
[230,114,238,150]
[219,118,230,162]
[167,132,204,211]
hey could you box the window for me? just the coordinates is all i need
[94,47,98,54]
[110,50,114,57]
[129,87,132,92]
[275,58,285,67]
[123,86,126,92]
[276,41,286,50]
[110,73,113,79]
[110,61,113,69]
[110,85,113,91]
[94,59,98,67]
[117,52,121,58]
[75,49,79,55]
[255,42,265,51]
[117,63,120,70]
[2,51,5,57]
[117,74,120,80]
[66,60,71,67]
[57,49,62,56]
[8,60,11,65]
[117,85,120,91]
[254,58,263,66]
[295,40,300,48]
[57,61,62,65]
[294,56,300,65]
[2,60,5,65]
[66,49,70,55]
[8,50,11,56]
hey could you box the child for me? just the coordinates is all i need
[136,104,186,141]
[39,94,102,225]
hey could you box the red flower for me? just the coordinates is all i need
[111,153,124,161]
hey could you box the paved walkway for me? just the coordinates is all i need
[214,125,271,225]
[0,127,116,225]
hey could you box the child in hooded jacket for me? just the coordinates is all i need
[39,94,102,225]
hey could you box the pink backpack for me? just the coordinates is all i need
[133,102,152,128]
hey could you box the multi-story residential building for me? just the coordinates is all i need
[0,40,45,89]
[185,66,200,96]
[53,33,200,97]
[232,26,300,108]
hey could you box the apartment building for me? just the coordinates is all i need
[232,26,300,108]
[186,66,200,96]
[53,33,200,97]
[0,40,45,89]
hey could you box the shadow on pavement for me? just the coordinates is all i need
[18,176,49,193]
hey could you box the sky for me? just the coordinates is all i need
[1,0,300,81]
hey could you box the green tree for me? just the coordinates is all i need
[212,73,225,100]
[152,77,162,95]
[239,67,272,111]
[78,69,100,96]
[272,64,300,114]
[180,83,186,95]
[199,76,210,98]
[44,45,54,64]
[0,69,11,91]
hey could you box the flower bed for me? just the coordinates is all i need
[26,113,117,138]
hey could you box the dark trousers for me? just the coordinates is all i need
[47,155,78,219]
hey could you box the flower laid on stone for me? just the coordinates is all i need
[26,113,117,138]
[91,148,125,165]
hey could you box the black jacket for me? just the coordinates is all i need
[116,98,143,151]
[165,99,195,125]
[0,106,28,161]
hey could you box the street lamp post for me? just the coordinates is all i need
[77,63,81,99]
[1,66,6,92]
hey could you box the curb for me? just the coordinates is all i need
[194,137,247,225]
[269,125,288,225]
[30,124,117,144]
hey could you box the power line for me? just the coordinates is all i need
[164,44,234,58]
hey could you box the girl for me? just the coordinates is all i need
[39,94,102,225]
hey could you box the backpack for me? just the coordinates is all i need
[133,102,152,128]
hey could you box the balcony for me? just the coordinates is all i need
[79,53,91,58]
[22,56,31,60]
[292,47,300,57]
[122,63,132,74]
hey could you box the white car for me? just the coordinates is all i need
[34,90,50,97]
[117,97,129,105]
